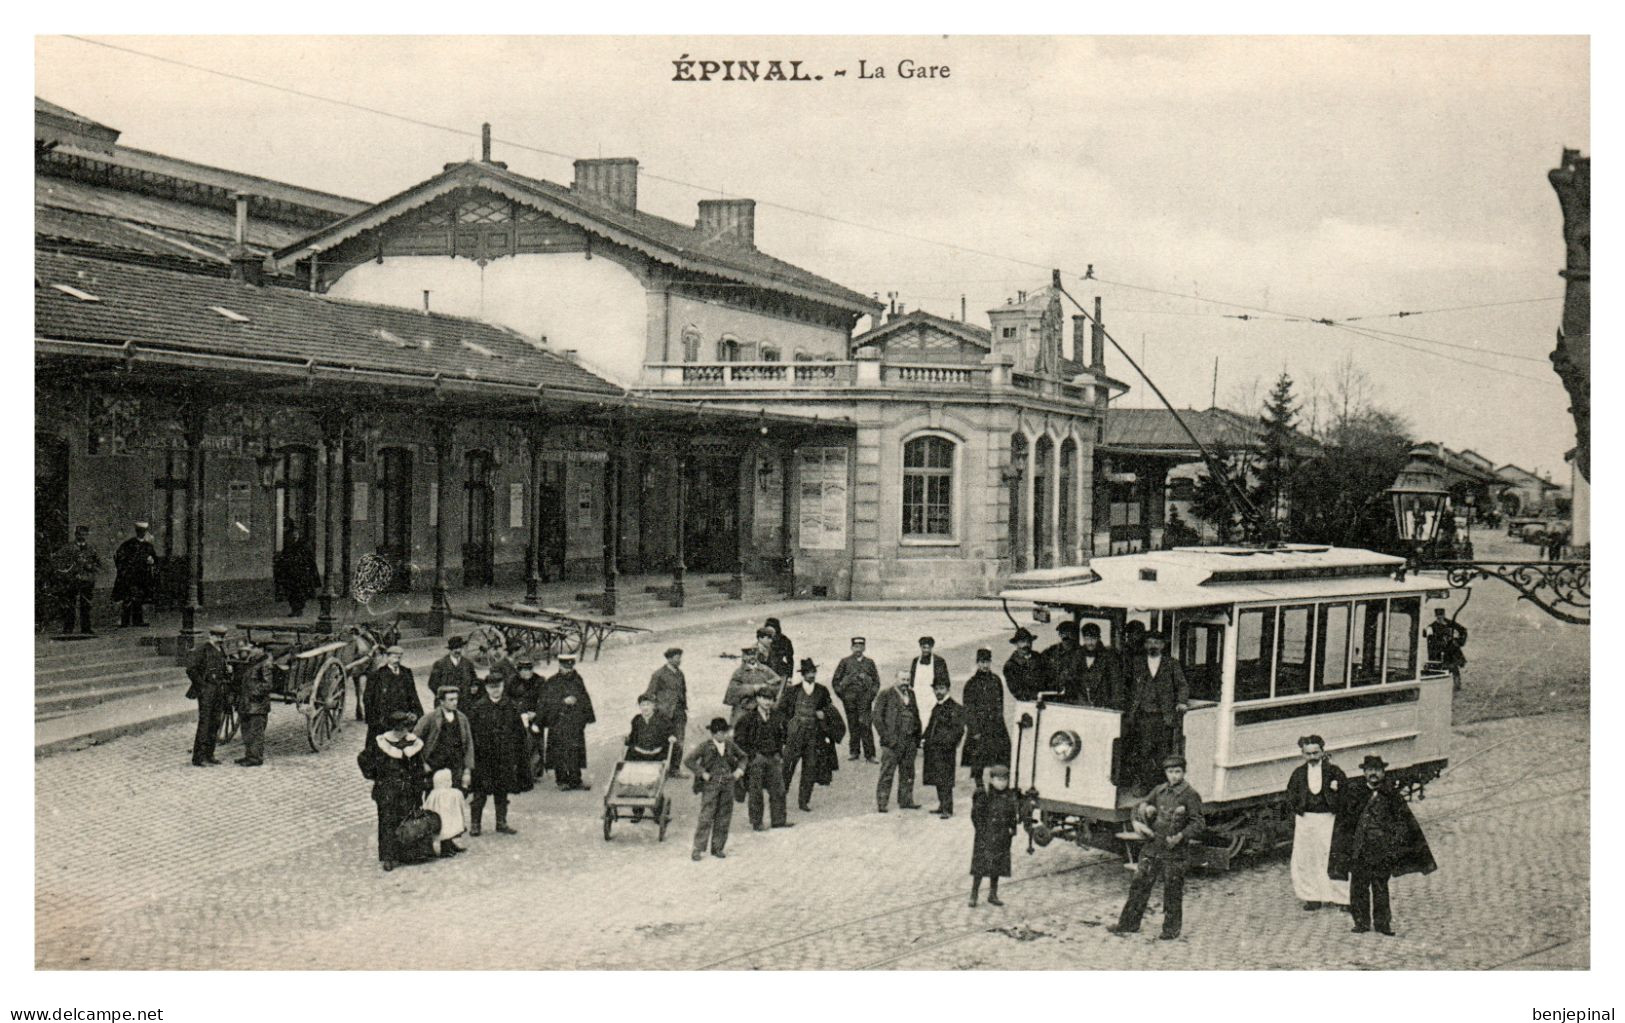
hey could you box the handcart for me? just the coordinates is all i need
[602,739,675,842]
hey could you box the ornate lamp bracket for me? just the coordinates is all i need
[1419,559,1590,626]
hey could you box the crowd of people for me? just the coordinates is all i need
[180,609,1438,938]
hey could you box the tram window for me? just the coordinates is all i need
[1350,599,1387,687]
[1180,622,1224,702]
[1386,596,1421,681]
[1235,608,1275,702]
[1315,602,1351,690]
[1274,604,1315,697]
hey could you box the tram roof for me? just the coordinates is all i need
[999,545,1437,610]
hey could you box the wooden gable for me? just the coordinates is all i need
[873,321,987,362]
[364,189,590,266]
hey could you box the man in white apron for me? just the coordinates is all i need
[1284,734,1350,910]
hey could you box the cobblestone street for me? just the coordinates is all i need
[36,605,1589,971]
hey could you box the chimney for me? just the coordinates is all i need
[481,123,491,162]
[960,294,966,322]
[1072,315,1087,363]
[1090,296,1105,369]
[228,193,263,285]
[572,158,638,211]
[696,198,756,248]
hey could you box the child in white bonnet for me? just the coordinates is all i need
[423,768,469,858]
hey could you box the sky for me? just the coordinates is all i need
[34,35,1590,478]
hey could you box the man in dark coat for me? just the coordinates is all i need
[921,678,966,818]
[429,636,479,708]
[733,687,792,831]
[780,658,837,812]
[908,636,952,692]
[724,645,780,725]
[272,527,319,617]
[1042,620,1081,700]
[961,648,1011,789]
[831,636,881,762]
[969,764,1020,906]
[507,658,544,777]
[363,645,423,747]
[111,521,157,628]
[1124,631,1190,791]
[234,641,276,767]
[186,624,231,766]
[873,669,924,812]
[538,653,596,791]
[1423,609,1469,692]
[1003,628,1046,701]
[1108,754,1205,940]
[1334,754,1438,936]
[643,647,689,778]
[52,525,102,635]
[1073,623,1123,709]
[465,673,533,836]
[413,685,474,791]
[761,618,795,681]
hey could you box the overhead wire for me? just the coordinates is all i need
[59,35,1564,387]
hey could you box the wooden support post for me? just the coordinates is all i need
[317,416,342,632]
[430,421,452,633]
[177,405,206,652]
[526,429,544,604]
[602,433,620,616]
[780,443,795,597]
[672,456,687,607]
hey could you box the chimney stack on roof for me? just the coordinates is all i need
[1072,315,1087,364]
[572,158,639,211]
[1090,296,1105,370]
[228,193,263,286]
[696,198,756,248]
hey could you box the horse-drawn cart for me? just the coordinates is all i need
[218,620,398,752]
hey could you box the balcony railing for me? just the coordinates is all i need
[642,359,1106,405]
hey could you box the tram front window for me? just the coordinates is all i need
[1179,622,1224,702]
[1316,602,1351,690]
[1275,605,1315,697]
[1386,596,1421,680]
[1351,599,1387,687]
[1235,608,1275,701]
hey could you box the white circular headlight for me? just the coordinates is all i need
[1049,730,1081,762]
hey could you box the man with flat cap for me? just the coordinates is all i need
[910,636,952,692]
[538,653,596,791]
[364,645,423,748]
[725,644,780,725]
[414,684,474,792]
[831,636,881,762]
[1073,623,1123,709]
[1109,753,1205,940]
[51,525,102,635]
[733,686,792,831]
[781,658,840,813]
[186,624,231,766]
[1125,629,1189,792]
[429,636,478,709]
[644,647,689,778]
[961,648,1011,790]
[1003,628,1046,702]
[112,521,157,628]
[1331,754,1437,936]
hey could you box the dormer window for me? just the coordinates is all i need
[1001,327,1017,339]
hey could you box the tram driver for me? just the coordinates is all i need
[1123,629,1189,793]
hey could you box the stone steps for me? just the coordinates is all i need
[35,662,180,697]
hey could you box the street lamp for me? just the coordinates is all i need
[1387,457,1450,551]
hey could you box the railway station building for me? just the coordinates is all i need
[35,98,1121,635]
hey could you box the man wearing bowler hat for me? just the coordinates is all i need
[831,636,881,762]
[780,658,837,813]
[429,636,478,709]
[683,718,747,860]
[1003,628,1046,702]
[1109,753,1205,940]
[644,647,689,778]
[1073,623,1123,709]
[1332,754,1437,936]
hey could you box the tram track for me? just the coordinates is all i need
[699,765,1589,971]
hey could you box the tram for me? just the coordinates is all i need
[998,544,1452,870]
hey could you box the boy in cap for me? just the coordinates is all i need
[538,653,596,791]
[683,718,747,860]
[832,637,881,762]
[780,658,836,813]
[969,764,1020,906]
[644,647,689,778]
[921,676,965,817]
[1109,754,1205,940]
[1332,754,1437,936]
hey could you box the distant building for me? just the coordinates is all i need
[1495,464,1564,519]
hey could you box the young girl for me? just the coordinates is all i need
[970,764,1019,906]
[422,768,469,858]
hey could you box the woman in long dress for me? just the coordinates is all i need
[1285,734,1350,909]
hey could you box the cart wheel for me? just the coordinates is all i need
[658,798,670,842]
[306,657,347,752]
[603,806,614,842]
[216,702,240,743]
[469,624,508,663]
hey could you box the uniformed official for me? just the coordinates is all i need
[185,624,231,766]
[960,648,1011,790]
[1124,630,1189,792]
[831,636,881,762]
[1073,623,1123,708]
[1109,753,1205,940]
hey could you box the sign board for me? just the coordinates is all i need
[797,446,848,551]
[510,482,526,528]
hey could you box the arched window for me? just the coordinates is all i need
[680,325,703,362]
[903,434,957,539]
[717,335,742,362]
[760,345,781,362]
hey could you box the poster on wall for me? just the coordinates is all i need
[797,446,847,551]
[509,482,525,529]
[226,481,252,540]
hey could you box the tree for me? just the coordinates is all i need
[1251,372,1302,533]
[1289,408,1413,549]
[1189,442,1248,543]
